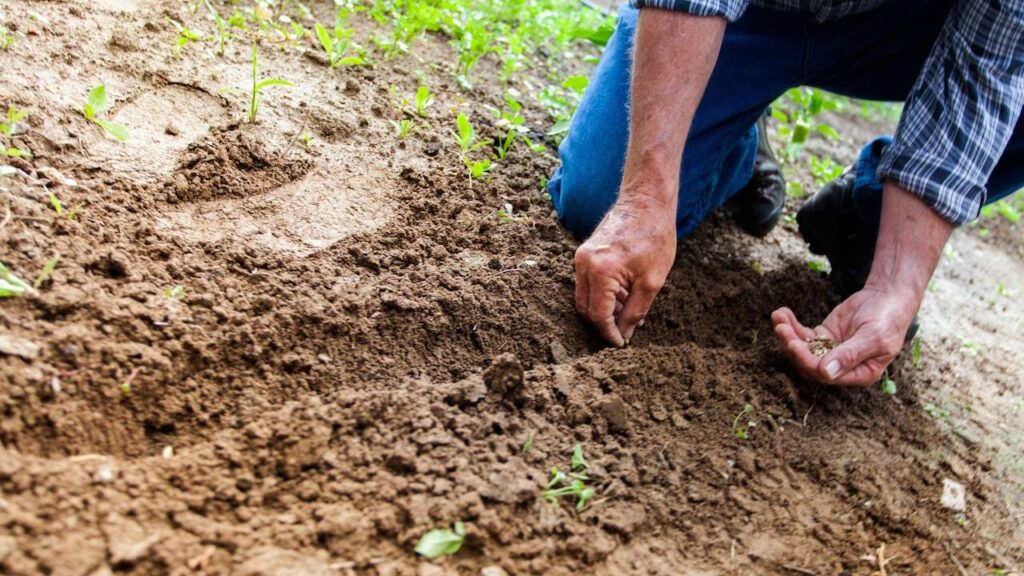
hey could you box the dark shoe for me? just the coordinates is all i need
[730,114,786,237]
[797,170,919,342]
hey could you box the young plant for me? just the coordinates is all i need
[314,21,365,67]
[163,285,185,299]
[880,371,897,395]
[542,444,596,510]
[1,28,16,50]
[248,45,293,123]
[169,19,203,56]
[414,522,465,559]
[911,335,922,368]
[34,255,59,288]
[204,0,231,56]
[732,403,754,439]
[0,262,31,297]
[521,431,534,454]
[81,85,128,142]
[1,105,31,158]
[414,85,434,117]
[390,118,414,140]
[453,113,492,181]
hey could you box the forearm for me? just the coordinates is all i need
[620,9,725,211]
[865,182,954,301]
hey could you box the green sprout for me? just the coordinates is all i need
[204,0,231,56]
[912,335,922,368]
[807,259,828,272]
[163,285,185,299]
[521,432,533,454]
[1,105,31,158]
[81,85,128,142]
[390,118,414,140]
[0,262,31,297]
[314,21,365,67]
[414,85,434,117]
[34,255,59,288]
[453,113,492,181]
[733,403,754,439]
[170,19,202,56]
[923,403,950,418]
[880,371,897,395]
[248,45,293,123]
[414,522,465,560]
[542,444,596,510]
[0,28,16,50]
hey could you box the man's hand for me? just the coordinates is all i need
[575,197,677,347]
[773,183,953,386]
[573,9,725,346]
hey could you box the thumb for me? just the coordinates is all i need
[819,329,880,383]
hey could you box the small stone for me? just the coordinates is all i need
[549,340,570,364]
[481,567,509,576]
[165,123,181,136]
[941,478,966,512]
[670,413,688,428]
[95,462,117,483]
[0,334,42,360]
[649,403,668,422]
[597,394,629,434]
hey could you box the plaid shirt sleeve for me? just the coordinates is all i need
[628,0,750,21]
[877,0,1024,225]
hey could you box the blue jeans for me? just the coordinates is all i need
[548,0,1024,239]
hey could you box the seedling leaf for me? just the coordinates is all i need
[255,78,294,90]
[880,371,897,395]
[414,522,465,559]
[314,22,333,61]
[571,444,589,472]
[87,85,108,117]
[0,262,31,297]
[94,119,128,142]
[34,255,60,288]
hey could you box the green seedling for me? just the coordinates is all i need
[880,371,897,395]
[571,443,589,471]
[468,158,491,179]
[453,113,492,181]
[1,28,16,50]
[390,118,414,140]
[169,19,202,56]
[300,131,314,148]
[34,255,59,288]
[314,21,365,67]
[911,335,922,368]
[733,403,754,439]
[248,45,293,123]
[562,75,588,95]
[807,259,827,272]
[497,204,514,223]
[0,262,31,297]
[542,445,596,510]
[494,93,526,160]
[204,0,231,56]
[414,85,434,117]
[521,432,534,454]
[163,285,185,299]
[415,522,465,559]
[923,403,950,418]
[81,85,128,142]
[1,104,31,157]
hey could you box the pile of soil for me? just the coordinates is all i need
[0,0,1020,574]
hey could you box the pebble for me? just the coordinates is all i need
[0,334,41,360]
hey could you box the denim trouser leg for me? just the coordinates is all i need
[850,116,1024,234]
[549,0,1021,240]
[547,5,803,240]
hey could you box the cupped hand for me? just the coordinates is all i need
[574,199,677,347]
[771,285,920,386]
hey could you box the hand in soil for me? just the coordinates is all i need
[771,285,918,386]
[574,199,677,346]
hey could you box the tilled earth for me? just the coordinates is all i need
[0,1,1021,574]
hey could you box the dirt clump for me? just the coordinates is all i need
[807,335,837,357]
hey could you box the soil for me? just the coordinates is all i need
[1,1,1021,575]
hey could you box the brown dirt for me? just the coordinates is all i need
[1,1,1021,575]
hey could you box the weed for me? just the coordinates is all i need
[733,403,754,439]
[415,522,465,559]
[314,20,365,67]
[414,85,434,117]
[248,45,293,123]
[80,85,128,142]
[880,371,897,395]
[0,262,31,297]
[34,255,59,288]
